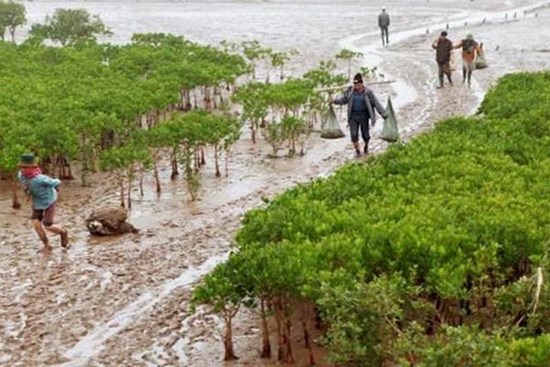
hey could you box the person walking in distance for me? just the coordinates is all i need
[432,31,454,88]
[454,33,481,87]
[330,73,388,157]
[378,7,390,46]
[18,153,69,251]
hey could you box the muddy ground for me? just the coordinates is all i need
[1,1,549,366]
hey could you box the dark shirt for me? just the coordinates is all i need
[351,90,369,116]
[378,12,390,28]
[434,37,453,64]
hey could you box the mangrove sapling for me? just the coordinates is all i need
[248,104,267,145]
[301,303,314,365]
[241,40,271,81]
[302,60,345,87]
[281,116,308,157]
[193,146,205,171]
[262,121,285,157]
[200,146,206,168]
[177,143,199,201]
[138,166,145,197]
[10,176,21,209]
[162,110,240,199]
[129,153,152,208]
[191,258,248,361]
[179,89,192,111]
[236,246,282,359]
[274,295,295,363]
[396,325,513,367]
[126,165,135,209]
[212,144,221,177]
[302,65,346,132]
[258,79,315,156]
[268,49,299,82]
[29,8,111,46]
[222,120,241,177]
[203,86,213,111]
[260,298,273,358]
[117,171,125,208]
[151,150,162,194]
[79,133,95,187]
[274,245,313,363]
[170,150,179,179]
[335,49,364,80]
[177,117,204,200]
[0,144,24,208]
[213,86,224,109]
[50,154,73,180]
[99,144,150,208]
[209,116,240,178]
[0,0,26,42]
[142,126,170,194]
[232,82,269,144]
[275,294,311,363]
[359,65,378,80]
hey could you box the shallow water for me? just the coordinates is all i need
[1,0,549,365]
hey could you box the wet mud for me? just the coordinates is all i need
[1,0,549,366]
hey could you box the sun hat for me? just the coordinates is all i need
[19,153,38,167]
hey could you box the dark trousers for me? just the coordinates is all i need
[349,113,370,143]
[380,27,389,45]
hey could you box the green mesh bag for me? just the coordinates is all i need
[321,104,345,139]
[475,51,488,70]
[380,96,399,143]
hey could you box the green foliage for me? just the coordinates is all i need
[191,255,247,315]
[194,72,550,364]
[156,111,241,199]
[319,274,414,366]
[29,8,111,46]
[269,48,299,80]
[478,71,550,119]
[233,77,317,149]
[335,48,364,79]
[100,143,150,173]
[303,59,347,89]
[0,35,248,185]
[0,0,26,42]
[510,334,550,367]
[396,325,513,367]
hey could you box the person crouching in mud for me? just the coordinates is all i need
[330,73,388,157]
[18,153,69,251]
